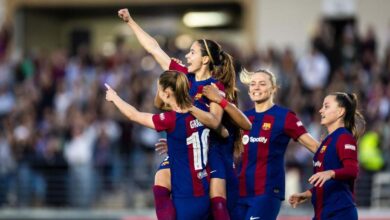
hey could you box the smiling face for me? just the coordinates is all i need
[319,95,345,127]
[185,41,206,73]
[248,72,275,103]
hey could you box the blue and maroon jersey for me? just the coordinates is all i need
[311,127,358,219]
[153,111,211,198]
[238,105,307,199]
[169,59,224,110]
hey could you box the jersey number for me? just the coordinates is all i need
[186,129,210,170]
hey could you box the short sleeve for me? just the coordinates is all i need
[336,134,358,161]
[284,111,307,140]
[152,111,176,133]
[214,81,225,93]
[169,59,188,74]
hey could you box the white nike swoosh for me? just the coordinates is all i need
[250,217,260,220]
[210,170,217,173]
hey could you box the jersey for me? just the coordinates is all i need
[153,111,210,198]
[238,105,307,200]
[311,127,358,219]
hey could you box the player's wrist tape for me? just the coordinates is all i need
[219,98,228,109]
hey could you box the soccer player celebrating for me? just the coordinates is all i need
[289,92,365,220]
[118,8,251,220]
[105,71,212,220]
[236,69,319,220]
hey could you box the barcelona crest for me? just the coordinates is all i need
[320,145,327,153]
[194,93,202,100]
[262,122,271,130]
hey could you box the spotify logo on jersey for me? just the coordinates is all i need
[242,135,249,145]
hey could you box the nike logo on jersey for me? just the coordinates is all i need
[210,170,217,174]
[250,216,260,220]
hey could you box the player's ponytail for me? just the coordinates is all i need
[159,70,192,110]
[332,92,366,139]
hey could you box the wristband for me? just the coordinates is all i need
[219,98,228,109]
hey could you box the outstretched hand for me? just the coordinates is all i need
[288,191,310,208]
[171,57,183,65]
[105,83,118,102]
[118,8,132,23]
[202,83,225,103]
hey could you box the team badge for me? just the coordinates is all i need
[320,145,327,153]
[262,123,271,130]
[242,135,249,145]
[194,93,202,100]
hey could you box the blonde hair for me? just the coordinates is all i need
[240,68,277,88]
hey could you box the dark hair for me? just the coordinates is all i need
[331,92,366,139]
[196,39,237,103]
[159,71,192,110]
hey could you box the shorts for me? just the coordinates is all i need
[157,156,170,170]
[232,194,282,220]
[173,195,210,220]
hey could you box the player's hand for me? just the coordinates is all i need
[171,57,183,65]
[104,83,118,102]
[118,8,132,23]
[288,191,310,208]
[202,83,225,103]
[309,170,335,187]
[155,138,168,155]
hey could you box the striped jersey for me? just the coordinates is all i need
[238,105,307,199]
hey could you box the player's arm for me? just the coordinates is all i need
[118,8,170,70]
[105,83,154,129]
[202,84,251,130]
[189,105,228,138]
[297,133,319,153]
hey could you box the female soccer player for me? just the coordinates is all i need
[118,8,250,220]
[289,92,365,220]
[235,69,319,220]
[105,70,211,220]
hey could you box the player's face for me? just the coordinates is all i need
[319,95,345,127]
[248,72,274,103]
[185,42,203,73]
[157,83,168,103]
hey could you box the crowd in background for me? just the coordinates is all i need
[0,19,389,209]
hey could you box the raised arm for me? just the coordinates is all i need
[118,8,171,70]
[297,133,320,153]
[105,83,155,129]
[202,84,252,130]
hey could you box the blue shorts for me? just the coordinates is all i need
[232,194,281,220]
[173,195,210,220]
[208,146,226,179]
[157,156,170,170]
[319,206,358,220]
